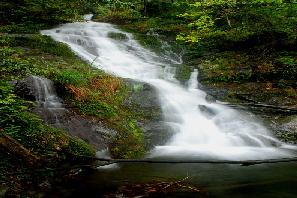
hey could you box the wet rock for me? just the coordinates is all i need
[52,113,118,150]
[14,75,38,101]
[199,84,229,101]
[205,94,216,103]
[273,116,297,144]
[124,79,161,119]
[141,121,173,150]
[107,32,129,41]
[198,105,216,118]
[14,75,117,151]
[124,79,173,149]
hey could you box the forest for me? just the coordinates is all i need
[1,0,297,197]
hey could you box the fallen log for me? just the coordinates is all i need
[0,132,41,167]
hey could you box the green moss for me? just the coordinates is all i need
[111,118,145,159]
[74,101,117,118]
[134,33,163,53]
[12,35,76,57]
[0,23,48,34]
[199,52,252,83]
[175,64,191,83]
[107,32,128,41]
[55,70,88,86]
[65,138,96,157]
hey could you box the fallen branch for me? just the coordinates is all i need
[164,176,189,189]
[0,133,41,167]
[226,102,297,113]
[177,184,201,192]
[88,156,297,166]
[220,94,297,113]
[4,157,297,176]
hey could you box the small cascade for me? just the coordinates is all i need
[31,76,65,125]
[32,76,63,109]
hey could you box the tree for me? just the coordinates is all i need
[176,0,297,49]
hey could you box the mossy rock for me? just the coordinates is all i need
[107,32,128,41]
[174,64,192,84]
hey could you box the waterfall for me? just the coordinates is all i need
[29,76,66,126]
[41,20,296,160]
[32,76,63,109]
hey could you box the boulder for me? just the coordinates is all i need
[14,75,117,151]
[124,79,173,150]
[14,75,38,101]
[198,105,216,118]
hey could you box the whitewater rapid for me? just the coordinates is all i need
[41,20,296,160]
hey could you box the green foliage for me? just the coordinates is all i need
[0,39,57,80]
[102,0,137,9]
[277,79,289,88]
[75,101,117,118]
[0,57,30,77]
[95,3,141,23]
[0,83,28,130]
[199,52,253,83]
[13,35,75,57]
[1,0,87,26]
[65,138,96,156]
[278,56,296,66]
[55,70,87,86]
[177,0,297,49]
[0,23,47,34]
[111,118,144,159]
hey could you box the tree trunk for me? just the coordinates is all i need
[0,133,41,167]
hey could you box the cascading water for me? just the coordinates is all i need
[32,76,63,108]
[31,76,65,125]
[41,19,296,160]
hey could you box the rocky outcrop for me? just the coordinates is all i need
[14,75,117,151]
[124,79,173,150]
[14,75,39,101]
[14,76,173,152]
[271,115,297,144]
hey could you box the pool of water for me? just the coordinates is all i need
[47,162,297,197]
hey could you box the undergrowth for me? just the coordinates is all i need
[1,31,145,159]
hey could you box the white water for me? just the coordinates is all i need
[32,76,63,109]
[41,20,296,160]
[31,76,66,126]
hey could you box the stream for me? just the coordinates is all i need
[40,17,297,197]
